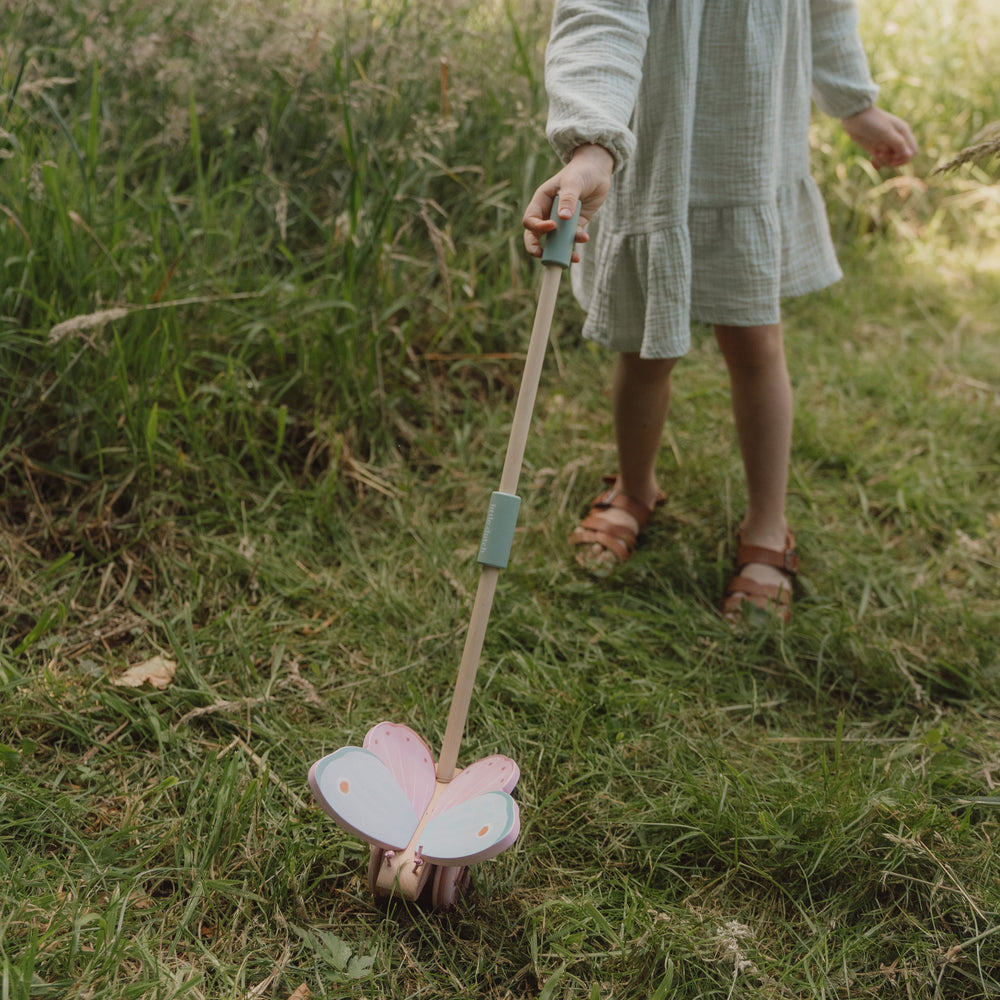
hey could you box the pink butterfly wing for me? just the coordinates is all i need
[309,733,522,863]
[434,754,521,813]
[362,722,437,818]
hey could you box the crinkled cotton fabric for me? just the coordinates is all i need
[544,0,879,358]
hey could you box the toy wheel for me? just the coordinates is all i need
[367,846,387,897]
[431,864,470,909]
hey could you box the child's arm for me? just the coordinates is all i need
[544,0,650,171]
[810,0,916,169]
[524,0,650,259]
[810,0,880,119]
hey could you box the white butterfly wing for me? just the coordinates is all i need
[420,790,520,865]
[309,746,419,850]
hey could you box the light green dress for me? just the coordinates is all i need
[544,0,880,358]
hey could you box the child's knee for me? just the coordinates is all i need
[618,351,678,382]
[714,323,785,368]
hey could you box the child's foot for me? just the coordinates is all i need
[722,528,798,622]
[570,476,665,572]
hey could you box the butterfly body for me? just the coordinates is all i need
[309,722,520,905]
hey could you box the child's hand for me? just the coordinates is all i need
[841,106,917,169]
[522,144,615,260]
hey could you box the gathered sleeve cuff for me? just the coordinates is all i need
[810,0,879,119]
[543,0,651,171]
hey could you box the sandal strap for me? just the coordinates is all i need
[569,526,631,562]
[577,512,640,543]
[724,574,793,606]
[722,587,792,623]
[735,530,799,575]
[569,475,665,568]
[591,475,665,529]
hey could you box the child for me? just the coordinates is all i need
[523,0,916,621]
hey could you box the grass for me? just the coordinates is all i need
[2,0,1000,997]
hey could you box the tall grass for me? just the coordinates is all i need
[3,0,997,505]
[1,0,550,520]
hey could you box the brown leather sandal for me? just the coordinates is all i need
[722,529,799,622]
[570,475,666,568]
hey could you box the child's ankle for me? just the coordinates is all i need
[617,476,661,511]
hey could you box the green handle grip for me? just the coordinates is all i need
[478,491,521,569]
[540,197,582,269]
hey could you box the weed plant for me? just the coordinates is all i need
[2,0,999,998]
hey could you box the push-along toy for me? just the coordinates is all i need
[308,203,580,909]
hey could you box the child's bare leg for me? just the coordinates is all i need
[614,352,677,506]
[714,323,794,597]
[575,352,676,567]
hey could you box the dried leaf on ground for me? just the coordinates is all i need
[111,655,177,690]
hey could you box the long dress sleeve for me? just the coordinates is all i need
[810,0,879,118]
[544,0,651,170]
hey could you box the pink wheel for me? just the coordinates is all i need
[367,846,387,897]
[431,865,470,909]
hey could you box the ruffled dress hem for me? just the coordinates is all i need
[573,175,842,359]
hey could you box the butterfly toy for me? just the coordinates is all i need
[310,721,520,907]
[308,203,580,908]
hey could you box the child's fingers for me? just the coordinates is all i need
[896,120,918,161]
[555,190,581,221]
[522,176,587,255]
[882,119,917,166]
[522,216,556,258]
[842,106,917,170]
[522,145,612,257]
[522,186,558,257]
[880,124,917,168]
[523,214,557,235]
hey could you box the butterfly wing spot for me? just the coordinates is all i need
[339,779,351,794]
[478,825,490,838]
